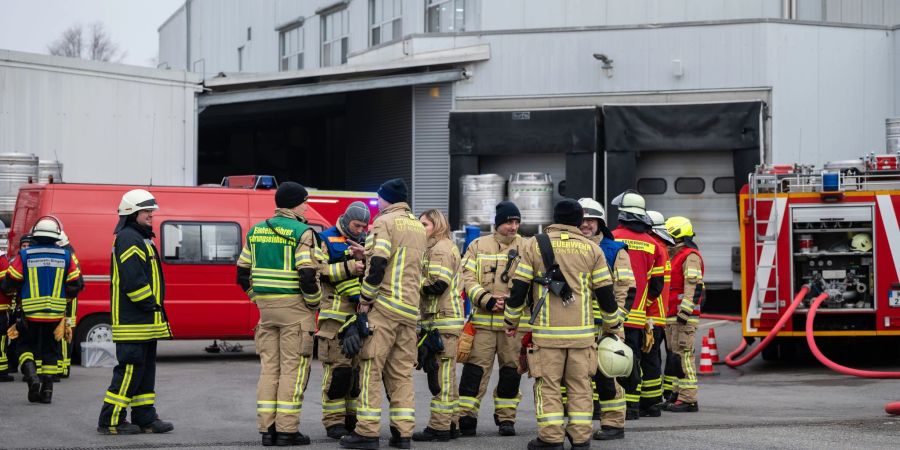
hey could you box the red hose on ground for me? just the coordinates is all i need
[724,286,811,368]
[805,293,900,414]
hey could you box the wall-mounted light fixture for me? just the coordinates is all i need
[593,53,614,78]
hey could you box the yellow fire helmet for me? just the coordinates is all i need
[665,216,694,240]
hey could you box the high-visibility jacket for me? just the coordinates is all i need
[645,235,671,327]
[667,244,704,322]
[6,244,80,322]
[420,237,465,335]
[317,225,363,337]
[590,236,635,329]
[612,227,667,329]
[359,202,427,326]
[0,254,11,312]
[460,233,530,331]
[109,224,171,341]
[505,224,614,348]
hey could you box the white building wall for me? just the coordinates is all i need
[157,5,187,70]
[0,51,202,185]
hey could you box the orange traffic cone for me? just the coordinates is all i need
[698,336,719,376]
[707,328,721,364]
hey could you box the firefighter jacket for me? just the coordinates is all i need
[359,202,427,327]
[612,226,667,329]
[4,243,80,323]
[460,232,529,331]
[109,224,170,341]
[645,235,671,327]
[0,254,11,312]
[504,224,615,348]
[667,243,704,323]
[317,224,364,338]
[420,236,465,336]
[590,235,636,330]
[237,209,324,309]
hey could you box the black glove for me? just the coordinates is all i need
[427,368,442,396]
[137,299,160,313]
[356,312,372,338]
[340,323,362,357]
[0,310,8,332]
[424,329,444,354]
[676,315,688,325]
[416,344,430,371]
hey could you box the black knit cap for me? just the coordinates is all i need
[554,198,584,227]
[494,201,521,227]
[275,181,309,208]
[377,178,408,204]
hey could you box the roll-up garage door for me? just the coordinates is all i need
[345,87,412,192]
[412,83,453,215]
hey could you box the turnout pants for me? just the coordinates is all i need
[98,341,159,430]
[427,333,459,431]
[458,329,522,424]
[355,309,417,438]
[255,304,314,433]
[18,321,61,376]
[531,346,596,445]
[639,326,666,410]
[594,329,626,428]
[665,322,698,403]
[0,312,9,374]
[622,327,645,409]
[318,335,358,430]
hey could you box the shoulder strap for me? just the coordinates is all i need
[535,233,555,273]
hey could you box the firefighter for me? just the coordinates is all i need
[3,217,82,404]
[5,234,34,381]
[638,211,673,417]
[610,191,667,421]
[316,201,369,439]
[457,201,528,437]
[412,209,465,442]
[662,216,704,413]
[0,247,14,382]
[504,199,620,450]
[576,197,635,441]
[339,178,427,450]
[236,181,322,446]
[55,231,83,381]
[96,190,173,434]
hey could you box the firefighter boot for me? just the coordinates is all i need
[450,422,460,439]
[261,424,277,446]
[458,416,477,436]
[667,400,699,413]
[625,405,640,421]
[593,426,624,441]
[22,360,40,403]
[142,419,175,433]
[639,404,661,417]
[345,414,358,433]
[388,426,410,449]
[566,432,591,448]
[339,432,380,449]
[527,437,565,450]
[275,431,311,446]
[97,421,142,435]
[498,421,516,436]
[661,392,678,410]
[412,427,450,442]
[39,375,53,404]
[327,425,351,439]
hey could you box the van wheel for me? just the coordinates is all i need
[73,314,112,364]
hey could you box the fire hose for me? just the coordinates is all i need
[722,284,900,414]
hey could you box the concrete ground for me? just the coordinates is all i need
[1,318,899,449]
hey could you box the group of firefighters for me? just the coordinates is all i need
[0,178,705,449]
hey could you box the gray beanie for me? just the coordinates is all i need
[339,201,371,240]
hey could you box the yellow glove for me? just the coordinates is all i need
[642,322,655,353]
[64,323,74,343]
[7,324,18,340]
[54,318,66,342]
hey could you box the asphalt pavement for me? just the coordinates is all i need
[1,319,899,449]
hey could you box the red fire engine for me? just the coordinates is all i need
[740,153,900,357]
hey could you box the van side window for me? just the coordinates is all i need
[162,222,241,264]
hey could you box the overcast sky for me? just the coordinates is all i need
[0,0,184,67]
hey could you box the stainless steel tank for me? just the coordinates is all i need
[460,174,506,229]
[508,172,553,229]
[0,153,39,225]
[887,118,900,153]
[38,160,63,183]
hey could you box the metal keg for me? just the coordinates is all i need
[508,172,553,228]
[0,153,39,225]
[38,160,63,183]
[460,174,505,228]
[887,118,900,153]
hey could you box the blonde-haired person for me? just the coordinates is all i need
[412,209,465,442]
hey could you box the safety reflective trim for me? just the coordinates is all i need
[303,289,323,305]
[591,266,612,284]
[430,400,458,411]
[389,408,416,420]
[356,408,382,420]
[376,294,418,320]
[327,262,347,281]
[493,398,519,409]
[463,259,477,272]
[431,317,466,331]
[536,412,565,426]
[66,268,82,282]
[239,246,252,264]
[131,393,156,407]
[458,396,480,411]
[7,265,22,280]
[374,239,392,257]
[514,263,534,281]
[624,394,640,403]
[322,400,347,413]
[335,279,361,296]
[641,389,663,397]
[360,279,379,299]
[19,352,34,365]
[616,268,635,280]
[642,378,662,388]
[111,364,134,428]
[649,266,665,275]
[119,246,147,263]
[318,310,351,322]
[568,411,593,425]
[467,285,486,301]
[599,400,626,412]
[251,267,301,278]
[256,401,277,413]
[295,251,313,266]
[427,264,454,283]
[126,285,153,302]
[104,391,131,408]
[530,325,594,337]
[276,400,302,413]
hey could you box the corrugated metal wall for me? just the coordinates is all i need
[345,87,412,192]
[412,83,452,215]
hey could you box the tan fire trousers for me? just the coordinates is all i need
[255,303,314,433]
[458,329,522,423]
[665,322,697,403]
[355,309,417,438]
[597,328,626,429]
[427,334,459,431]
[319,335,357,429]
[530,346,597,445]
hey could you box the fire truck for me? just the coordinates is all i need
[740,153,900,358]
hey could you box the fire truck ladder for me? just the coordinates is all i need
[749,172,782,315]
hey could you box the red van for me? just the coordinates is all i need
[7,182,335,354]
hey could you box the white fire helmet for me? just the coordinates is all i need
[611,190,646,215]
[31,216,63,240]
[578,197,606,222]
[597,334,634,378]
[851,233,872,252]
[118,189,158,216]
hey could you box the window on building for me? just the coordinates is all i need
[237,46,244,71]
[322,8,350,67]
[637,178,667,195]
[712,176,736,194]
[280,25,304,71]
[675,177,706,194]
[370,0,402,46]
[247,26,252,41]
[426,0,467,32]
[162,222,241,264]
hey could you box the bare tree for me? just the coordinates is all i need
[47,22,126,62]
